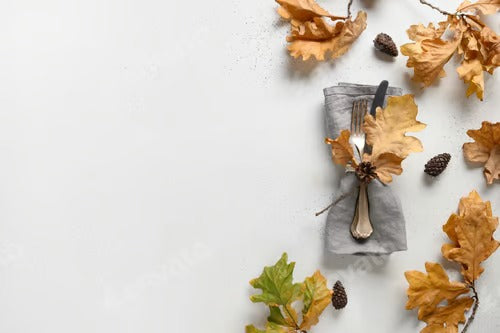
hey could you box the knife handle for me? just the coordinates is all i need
[350,183,373,240]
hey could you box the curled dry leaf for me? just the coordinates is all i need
[463,121,500,184]
[275,0,367,61]
[457,0,500,15]
[325,129,357,167]
[276,0,344,21]
[405,190,499,332]
[401,0,500,100]
[246,253,333,333]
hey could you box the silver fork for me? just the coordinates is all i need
[350,100,373,240]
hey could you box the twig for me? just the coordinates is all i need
[418,0,455,16]
[461,284,479,333]
[315,190,354,216]
[347,0,353,18]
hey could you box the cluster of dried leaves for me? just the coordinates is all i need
[325,94,426,184]
[246,253,333,333]
[401,0,500,100]
[405,190,499,333]
[463,121,500,184]
[275,0,367,61]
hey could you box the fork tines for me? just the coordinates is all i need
[350,99,368,134]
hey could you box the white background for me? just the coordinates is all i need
[0,0,499,332]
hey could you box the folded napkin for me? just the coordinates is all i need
[323,83,407,255]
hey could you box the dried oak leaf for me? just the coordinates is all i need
[405,262,470,320]
[275,0,344,21]
[363,94,426,183]
[463,121,500,184]
[442,190,500,283]
[286,11,367,61]
[401,19,464,87]
[325,129,357,167]
[457,0,500,15]
[422,297,475,333]
[300,270,333,330]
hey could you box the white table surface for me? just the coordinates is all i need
[0,0,499,332]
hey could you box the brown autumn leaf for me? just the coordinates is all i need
[478,27,500,74]
[422,297,475,332]
[457,58,485,99]
[401,20,464,87]
[276,0,344,21]
[325,129,357,167]
[287,11,367,61]
[401,8,499,100]
[406,191,499,332]
[405,262,470,319]
[463,121,500,184]
[362,94,426,183]
[442,190,500,283]
[457,0,500,15]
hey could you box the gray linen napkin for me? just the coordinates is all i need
[323,83,407,255]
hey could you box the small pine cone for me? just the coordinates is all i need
[331,281,348,310]
[355,161,377,184]
[424,153,451,177]
[374,33,398,57]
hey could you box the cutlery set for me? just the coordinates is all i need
[350,81,388,240]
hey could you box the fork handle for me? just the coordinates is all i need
[350,183,373,240]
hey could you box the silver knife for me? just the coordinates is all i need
[365,81,388,154]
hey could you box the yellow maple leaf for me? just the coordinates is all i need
[362,94,426,183]
[405,262,470,320]
[421,325,457,333]
[287,11,367,61]
[457,0,500,15]
[457,58,485,100]
[441,190,500,283]
[325,129,357,167]
[463,121,500,184]
[300,271,333,330]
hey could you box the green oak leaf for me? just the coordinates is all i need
[249,253,303,307]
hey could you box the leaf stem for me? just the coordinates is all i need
[347,0,353,17]
[284,305,300,330]
[418,0,455,16]
[461,284,479,333]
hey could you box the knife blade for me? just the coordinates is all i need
[364,81,388,154]
[370,80,388,118]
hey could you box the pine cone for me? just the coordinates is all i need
[331,281,347,310]
[424,153,451,177]
[373,33,398,57]
[355,161,377,184]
